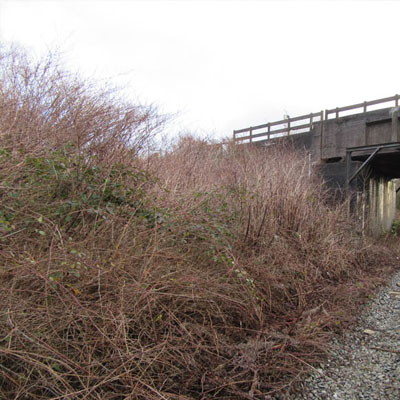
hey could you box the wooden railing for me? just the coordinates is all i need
[233,111,323,144]
[234,94,400,144]
[325,94,400,119]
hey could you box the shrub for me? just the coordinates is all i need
[0,49,397,399]
[0,45,166,164]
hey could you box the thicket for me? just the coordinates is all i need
[0,47,396,399]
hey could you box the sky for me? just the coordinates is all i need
[0,0,399,140]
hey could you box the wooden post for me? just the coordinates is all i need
[287,118,290,136]
[363,101,367,113]
[249,127,253,143]
[310,113,313,130]
[335,107,339,119]
[396,94,399,107]
[268,123,271,140]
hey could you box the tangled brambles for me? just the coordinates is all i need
[0,47,397,399]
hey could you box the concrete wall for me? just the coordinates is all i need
[321,108,399,160]
[256,108,399,163]
[255,131,313,151]
[317,161,363,191]
[255,125,322,161]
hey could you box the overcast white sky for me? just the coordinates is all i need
[0,0,399,139]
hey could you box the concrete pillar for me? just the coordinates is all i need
[368,176,397,235]
[395,179,400,210]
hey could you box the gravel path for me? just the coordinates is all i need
[291,269,400,400]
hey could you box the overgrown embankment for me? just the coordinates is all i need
[0,48,397,399]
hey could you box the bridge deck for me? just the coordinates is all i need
[352,151,400,179]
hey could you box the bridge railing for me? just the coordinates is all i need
[325,94,400,119]
[234,94,400,145]
[233,111,323,144]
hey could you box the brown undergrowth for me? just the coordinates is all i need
[0,47,397,399]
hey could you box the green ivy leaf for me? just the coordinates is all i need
[70,270,80,278]
[49,271,64,281]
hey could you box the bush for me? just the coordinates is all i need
[0,48,397,399]
[0,45,166,163]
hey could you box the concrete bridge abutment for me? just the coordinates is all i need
[235,96,400,235]
[308,107,400,236]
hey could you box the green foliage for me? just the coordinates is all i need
[0,146,159,239]
[391,220,400,236]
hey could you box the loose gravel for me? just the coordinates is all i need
[290,269,400,400]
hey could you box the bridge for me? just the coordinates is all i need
[234,94,400,235]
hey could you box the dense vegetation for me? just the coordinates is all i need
[0,47,396,399]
